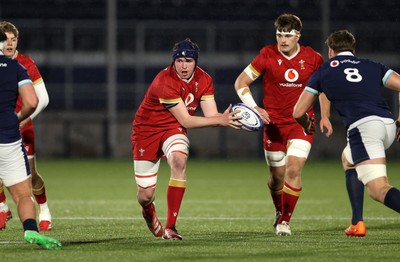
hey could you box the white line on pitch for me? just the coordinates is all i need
[52,216,399,221]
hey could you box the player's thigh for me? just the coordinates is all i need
[0,140,31,188]
[161,130,189,158]
[134,159,161,189]
[286,122,313,159]
[263,124,287,167]
[133,132,165,189]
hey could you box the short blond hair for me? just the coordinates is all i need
[0,21,19,38]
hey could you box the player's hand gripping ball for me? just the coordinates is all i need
[230,103,263,132]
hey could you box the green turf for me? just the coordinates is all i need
[1,159,399,261]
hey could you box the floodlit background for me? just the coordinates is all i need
[1,0,399,159]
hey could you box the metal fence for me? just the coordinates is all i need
[7,18,400,159]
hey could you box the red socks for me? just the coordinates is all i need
[165,179,186,229]
[0,190,5,203]
[280,182,302,223]
[33,186,47,205]
[143,201,155,217]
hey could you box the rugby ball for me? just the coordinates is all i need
[230,103,263,132]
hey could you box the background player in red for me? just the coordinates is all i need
[0,21,52,231]
[234,13,331,236]
[132,38,242,240]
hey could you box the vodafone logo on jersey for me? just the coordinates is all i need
[330,60,339,67]
[185,93,196,111]
[284,69,299,82]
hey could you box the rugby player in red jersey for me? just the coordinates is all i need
[234,13,331,236]
[132,38,242,240]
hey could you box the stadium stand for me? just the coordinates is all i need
[0,0,398,158]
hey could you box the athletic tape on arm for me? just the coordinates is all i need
[236,87,258,108]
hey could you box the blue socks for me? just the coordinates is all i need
[384,187,400,213]
[23,218,39,232]
[345,169,364,225]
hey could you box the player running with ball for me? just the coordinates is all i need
[132,38,242,240]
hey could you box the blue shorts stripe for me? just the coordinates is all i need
[19,141,30,176]
[348,127,369,165]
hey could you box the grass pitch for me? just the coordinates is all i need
[1,159,399,261]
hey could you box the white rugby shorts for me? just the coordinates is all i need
[0,139,31,187]
[343,116,395,165]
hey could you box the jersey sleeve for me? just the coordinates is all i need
[379,62,394,86]
[24,56,43,84]
[200,74,215,101]
[314,52,324,69]
[17,63,33,87]
[305,67,323,95]
[157,74,183,109]
[249,47,271,77]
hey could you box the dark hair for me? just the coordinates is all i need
[172,38,199,62]
[0,28,6,42]
[325,29,356,53]
[274,13,302,33]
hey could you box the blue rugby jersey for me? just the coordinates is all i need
[0,54,32,143]
[305,53,394,128]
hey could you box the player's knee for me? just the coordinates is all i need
[137,188,155,206]
[285,164,302,179]
[366,184,391,203]
[167,152,187,172]
[264,151,286,167]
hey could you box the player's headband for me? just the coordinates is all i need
[172,39,199,62]
[276,29,301,37]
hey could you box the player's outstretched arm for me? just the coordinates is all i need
[293,90,317,134]
[169,101,241,129]
[318,93,333,137]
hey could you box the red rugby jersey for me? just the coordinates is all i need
[14,51,43,113]
[250,44,323,124]
[132,64,215,140]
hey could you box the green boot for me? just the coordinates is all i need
[24,230,62,250]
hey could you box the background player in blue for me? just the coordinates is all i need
[293,29,400,236]
[0,30,61,249]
